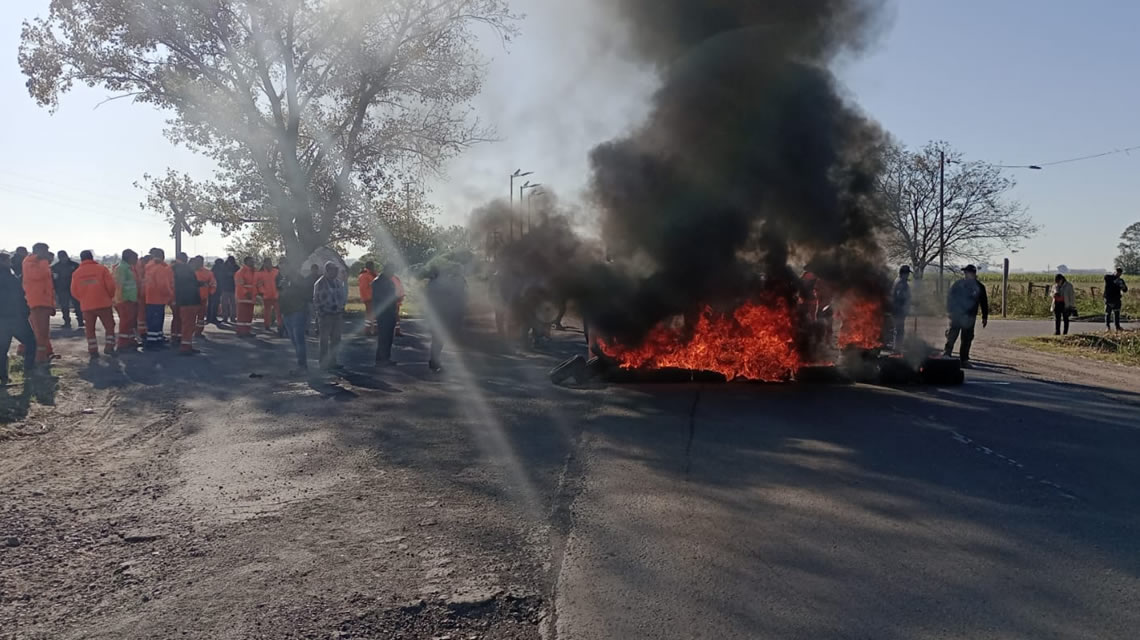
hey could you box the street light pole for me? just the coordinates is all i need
[509,169,533,242]
[521,183,542,235]
[528,189,545,233]
[939,150,945,295]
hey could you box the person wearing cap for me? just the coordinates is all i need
[944,264,989,368]
[890,265,913,349]
[313,261,347,370]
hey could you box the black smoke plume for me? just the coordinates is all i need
[484,0,893,354]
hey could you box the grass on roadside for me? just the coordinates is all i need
[1015,330,1140,367]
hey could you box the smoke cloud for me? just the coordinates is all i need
[479,0,894,355]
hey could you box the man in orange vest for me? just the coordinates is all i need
[256,257,280,331]
[193,256,217,337]
[22,243,56,364]
[234,256,258,336]
[358,261,377,336]
[70,250,117,357]
[134,254,150,345]
[144,248,174,349]
[113,249,140,350]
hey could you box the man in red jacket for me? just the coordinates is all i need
[71,250,117,356]
[144,248,175,349]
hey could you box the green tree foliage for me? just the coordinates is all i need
[1117,222,1140,275]
[20,0,516,259]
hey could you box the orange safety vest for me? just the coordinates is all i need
[359,269,376,302]
[196,267,217,304]
[71,259,116,310]
[144,261,175,305]
[256,268,279,300]
[235,266,258,301]
[22,255,54,309]
[134,261,148,304]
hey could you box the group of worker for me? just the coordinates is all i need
[1,242,459,384]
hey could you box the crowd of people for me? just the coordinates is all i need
[889,264,1131,368]
[2,242,463,386]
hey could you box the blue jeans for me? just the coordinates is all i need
[145,304,167,346]
[283,311,309,368]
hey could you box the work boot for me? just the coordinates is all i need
[428,360,442,373]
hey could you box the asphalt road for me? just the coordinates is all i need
[5,313,1140,638]
[553,322,1140,639]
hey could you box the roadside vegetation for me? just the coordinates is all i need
[1016,331,1140,367]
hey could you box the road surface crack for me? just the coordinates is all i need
[684,389,702,476]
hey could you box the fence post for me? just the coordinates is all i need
[1002,258,1009,318]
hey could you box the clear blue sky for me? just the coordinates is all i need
[2,0,1137,270]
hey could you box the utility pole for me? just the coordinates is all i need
[509,169,533,242]
[169,200,191,257]
[939,150,945,295]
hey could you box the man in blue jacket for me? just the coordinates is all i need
[944,265,989,368]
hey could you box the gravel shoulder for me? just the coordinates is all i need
[2,314,591,639]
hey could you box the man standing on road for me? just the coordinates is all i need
[234,257,258,336]
[891,265,912,349]
[0,253,36,383]
[11,247,28,280]
[1050,273,1076,336]
[358,260,377,336]
[22,243,56,364]
[313,261,346,371]
[256,257,280,332]
[944,264,989,368]
[113,249,139,351]
[51,250,83,329]
[278,262,311,375]
[134,254,150,345]
[193,256,216,337]
[144,248,174,349]
[173,256,206,354]
[216,256,238,324]
[371,262,399,366]
[1105,270,1127,331]
[70,250,117,357]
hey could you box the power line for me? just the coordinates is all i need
[1036,144,1140,167]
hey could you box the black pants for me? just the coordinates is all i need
[206,292,220,323]
[1106,303,1122,329]
[944,315,977,362]
[1,318,37,378]
[1054,306,1070,335]
[57,291,82,326]
[375,313,398,363]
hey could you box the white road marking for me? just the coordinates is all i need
[949,431,1075,501]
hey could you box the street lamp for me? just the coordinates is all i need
[527,188,546,234]
[509,169,534,240]
[520,182,542,231]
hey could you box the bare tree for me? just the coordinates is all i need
[20,0,516,259]
[877,141,1038,277]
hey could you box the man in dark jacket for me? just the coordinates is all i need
[1,253,36,383]
[1105,268,1128,331]
[173,257,208,354]
[278,260,311,373]
[371,263,400,366]
[11,247,28,279]
[51,250,83,329]
[944,265,989,368]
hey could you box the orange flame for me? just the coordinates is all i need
[600,301,801,381]
[837,297,885,350]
